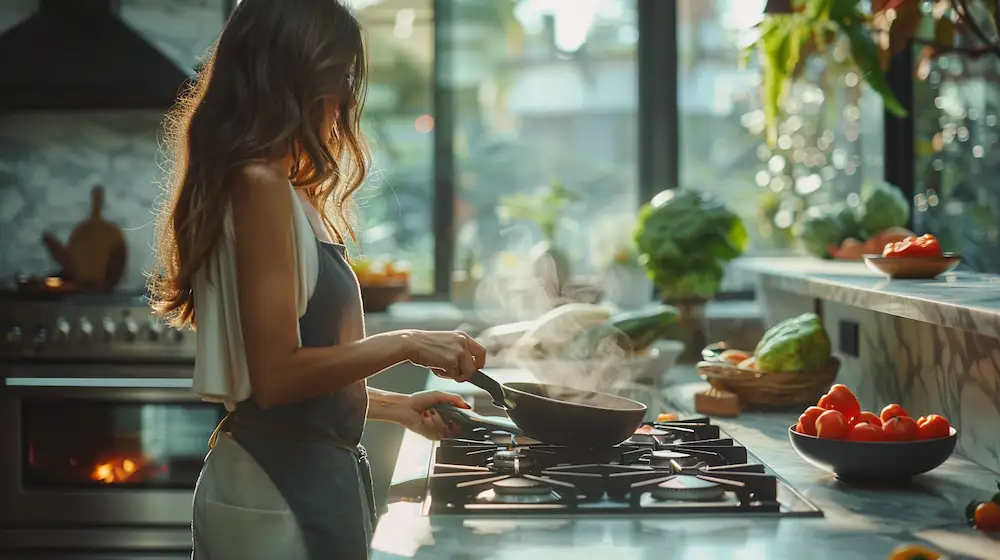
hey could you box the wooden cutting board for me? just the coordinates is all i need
[65,185,127,292]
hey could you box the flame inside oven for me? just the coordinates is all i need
[90,457,142,484]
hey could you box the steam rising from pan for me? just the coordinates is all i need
[470,223,648,395]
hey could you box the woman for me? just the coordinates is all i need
[148,1,485,558]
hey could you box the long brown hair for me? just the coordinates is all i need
[149,0,370,329]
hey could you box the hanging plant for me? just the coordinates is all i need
[750,0,1000,146]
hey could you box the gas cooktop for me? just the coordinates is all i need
[424,416,822,517]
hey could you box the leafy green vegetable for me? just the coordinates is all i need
[755,313,831,373]
[634,190,747,301]
[799,208,844,259]
[858,181,911,235]
[798,203,863,258]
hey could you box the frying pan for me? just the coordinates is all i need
[434,370,647,448]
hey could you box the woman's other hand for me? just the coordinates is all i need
[397,390,470,440]
[401,330,486,382]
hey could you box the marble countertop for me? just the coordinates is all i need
[736,257,1000,337]
[370,368,1000,560]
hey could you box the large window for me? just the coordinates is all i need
[677,0,885,254]
[444,0,639,298]
[913,51,1000,273]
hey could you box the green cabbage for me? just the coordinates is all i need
[634,190,747,300]
[858,181,910,235]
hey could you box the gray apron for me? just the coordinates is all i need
[207,239,375,559]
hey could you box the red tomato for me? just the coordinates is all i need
[815,410,849,439]
[848,422,883,442]
[795,406,826,436]
[817,385,861,421]
[879,403,909,423]
[974,501,1000,532]
[851,411,882,427]
[917,414,951,440]
[883,416,919,441]
[882,234,943,258]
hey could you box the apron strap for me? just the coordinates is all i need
[208,412,232,449]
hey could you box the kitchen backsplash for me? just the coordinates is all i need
[0,0,226,291]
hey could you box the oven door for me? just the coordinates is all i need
[0,364,225,527]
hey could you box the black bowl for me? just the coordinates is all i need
[788,425,958,482]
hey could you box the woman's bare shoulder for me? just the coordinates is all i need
[230,162,292,224]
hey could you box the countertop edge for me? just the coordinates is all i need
[735,257,1000,337]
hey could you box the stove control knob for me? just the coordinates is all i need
[78,318,94,341]
[170,329,185,344]
[32,326,48,350]
[54,317,71,342]
[5,326,22,346]
[147,318,164,342]
[100,317,116,342]
[122,314,139,342]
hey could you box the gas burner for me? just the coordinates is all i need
[491,450,534,472]
[648,450,700,469]
[648,475,725,502]
[480,477,562,504]
[489,432,540,447]
[627,428,669,445]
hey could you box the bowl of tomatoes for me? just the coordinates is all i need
[863,233,961,279]
[788,384,957,482]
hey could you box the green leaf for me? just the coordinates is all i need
[758,15,807,145]
[804,0,835,21]
[838,19,909,117]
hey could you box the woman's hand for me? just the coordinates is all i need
[400,330,487,382]
[394,390,471,440]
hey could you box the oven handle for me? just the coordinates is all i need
[4,377,194,390]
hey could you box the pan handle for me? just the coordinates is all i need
[469,370,511,409]
[432,404,522,436]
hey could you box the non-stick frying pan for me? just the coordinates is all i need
[434,370,647,448]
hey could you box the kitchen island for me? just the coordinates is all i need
[370,368,1000,560]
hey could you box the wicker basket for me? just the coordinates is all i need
[697,353,840,409]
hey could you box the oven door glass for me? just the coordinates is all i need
[23,400,225,489]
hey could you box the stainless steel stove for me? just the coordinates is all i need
[425,417,822,517]
[0,292,215,554]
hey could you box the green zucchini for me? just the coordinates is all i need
[558,304,680,359]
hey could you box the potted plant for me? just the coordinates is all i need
[753,0,1000,146]
[498,179,581,300]
[634,189,749,362]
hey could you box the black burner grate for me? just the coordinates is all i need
[426,417,821,517]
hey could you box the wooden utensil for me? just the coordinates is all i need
[41,232,75,276]
[65,186,127,292]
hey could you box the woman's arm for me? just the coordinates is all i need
[366,388,409,423]
[231,164,412,409]
[367,386,471,440]
[230,164,486,410]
